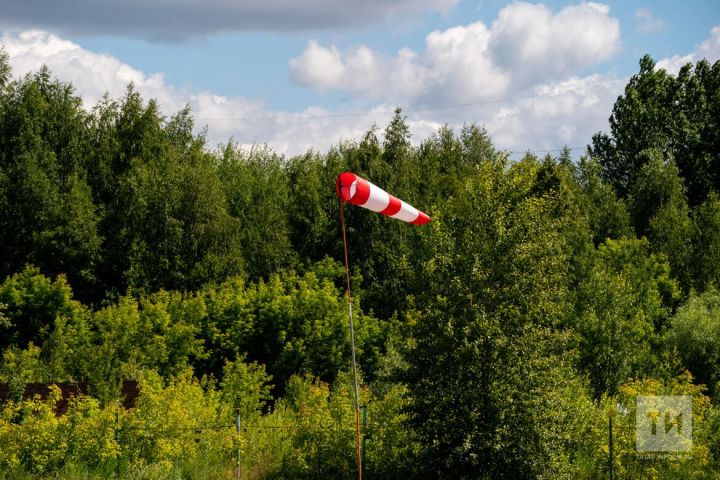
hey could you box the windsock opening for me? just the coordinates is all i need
[337,172,358,202]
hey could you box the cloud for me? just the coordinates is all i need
[634,7,666,34]
[657,26,720,74]
[1,0,457,40]
[481,75,625,153]
[2,31,176,108]
[0,30,395,155]
[488,2,619,82]
[3,22,719,160]
[0,28,623,158]
[289,2,620,104]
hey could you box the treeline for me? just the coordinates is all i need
[1,47,720,478]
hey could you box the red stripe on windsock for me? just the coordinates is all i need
[411,211,430,225]
[353,177,371,205]
[380,195,402,216]
[337,172,371,206]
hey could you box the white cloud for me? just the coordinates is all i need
[289,41,384,95]
[3,31,176,108]
[657,26,720,74]
[3,21,719,159]
[634,7,666,34]
[488,2,619,83]
[1,0,457,39]
[482,75,625,152]
[289,2,620,103]
[1,30,397,155]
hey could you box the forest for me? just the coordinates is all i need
[0,48,719,479]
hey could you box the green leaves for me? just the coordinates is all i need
[220,355,272,419]
[590,55,720,207]
[666,289,720,393]
[690,193,720,291]
[217,144,295,280]
[406,153,597,477]
[574,238,679,397]
[2,56,720,477]
[0,266,87,353]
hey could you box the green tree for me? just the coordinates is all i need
[590,55,720,206]
[0,266,87,353]
[574,156,633,245]
[407,156,595,477]
[0,48,10,89]
[121,148,243,293]
[690,193,720,291]
[75,292,202,402]
[220,355,273,419]
[285,149,342,263]
[0,67,101,298]
[666,289,720,393]
[574,238,679,396]
[216,143,295,280]
[628,151,692,289]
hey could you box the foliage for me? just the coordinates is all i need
[666,289,720,393]
[0,52,719,478]
[574,238,680,396]
[590,55,720,206]
[406,155,598,478]
[220,355,273,419]
[593,374,714,479]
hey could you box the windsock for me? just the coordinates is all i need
[336,171,430,225]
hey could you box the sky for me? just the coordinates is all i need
[1,0,718,156]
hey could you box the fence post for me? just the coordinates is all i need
[236,408,242,480]
[608,414,614,480]
[114,407,120,479]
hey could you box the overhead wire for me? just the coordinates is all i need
[193,78,625,122]
[191,80,617,156]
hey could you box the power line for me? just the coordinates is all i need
[194,78,625,122]
[506,146,586,155]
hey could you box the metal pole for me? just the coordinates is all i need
[236,409,242,480]
[340,200,363,480]
[361,405,367,471]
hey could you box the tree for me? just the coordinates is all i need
[0,48,10,90]
[574,156,633,246]
[121,148,243,293]
[75,291,203,402]
[666,289,720,393]
[383,107,411,167]
[285,149,341,263]
[0,266,87,353]
[0,66,101,299]
[574,238,679,396]
[220,355,273,419]
[590,55,720,206]
[0,266,91,387]
[407,156,595,477]
[691,193,720,291]
[628,151,692,289]
[216,143,295,280]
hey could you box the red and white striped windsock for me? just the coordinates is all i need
[336,172,430,225]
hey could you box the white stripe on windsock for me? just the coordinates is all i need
[361,182,390,212]
[390,201,419,223]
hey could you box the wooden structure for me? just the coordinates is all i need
[0,381,139,414]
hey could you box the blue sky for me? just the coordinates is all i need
[1,0,718,155]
